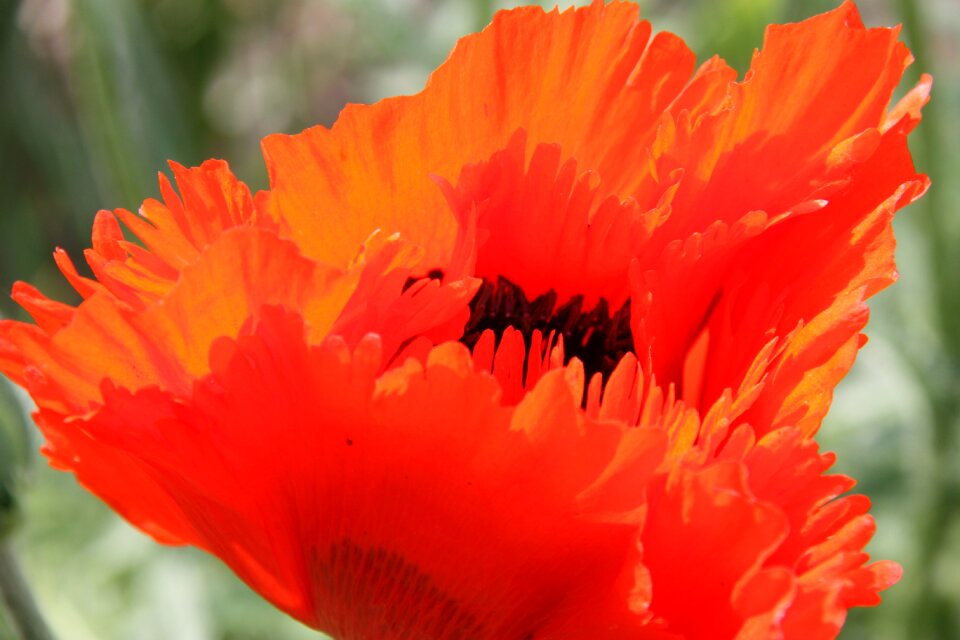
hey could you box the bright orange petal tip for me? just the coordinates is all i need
[0,0,926,638]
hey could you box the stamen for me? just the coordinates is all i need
[402,269,445,292]
[460,277,633,383]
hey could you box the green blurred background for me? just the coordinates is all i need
[0,0,957,638]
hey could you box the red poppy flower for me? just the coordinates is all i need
[0,1,928,638]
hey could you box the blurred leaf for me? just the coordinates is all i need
[688,0,785,72]
[70,0,195,207]
[0,377,30,536]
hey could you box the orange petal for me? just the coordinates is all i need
[639,462,788,638]
[440,130,662,307]
[653,0,914,233]
[61,309,658,636]
[262,1,696,270]
[634,83,928,436]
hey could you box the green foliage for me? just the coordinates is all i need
[0,377,30,537]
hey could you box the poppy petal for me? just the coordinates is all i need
[262,1,694,270]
